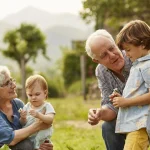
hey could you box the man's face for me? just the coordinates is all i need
[91,36,125,73]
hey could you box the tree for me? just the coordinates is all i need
[80,0,150,31]
[1,23,49,102]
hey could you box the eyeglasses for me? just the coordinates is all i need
[0,78,16,88]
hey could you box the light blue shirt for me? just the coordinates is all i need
[116,54,150,133]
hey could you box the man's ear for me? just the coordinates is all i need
[92,59,99,64]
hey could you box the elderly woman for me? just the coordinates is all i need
[0,65,53,150]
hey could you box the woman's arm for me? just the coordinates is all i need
[9,121,50,146]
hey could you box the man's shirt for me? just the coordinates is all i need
[95,51,132,113]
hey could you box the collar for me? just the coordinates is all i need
[133,54,150,66]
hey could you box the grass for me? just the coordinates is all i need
[49,96,106,150]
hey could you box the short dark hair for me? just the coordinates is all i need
[116,20,150,50]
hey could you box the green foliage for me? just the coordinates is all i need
[40,70,66,98]
[61,45,96,88]
[63,50,81,87]
[80,0,150,30]
[0,145,10,150]
[68,77,97,96]
[2,23,48,66]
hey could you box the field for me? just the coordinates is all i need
[50,96,106,150]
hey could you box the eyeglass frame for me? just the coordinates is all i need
[0,78,16,88]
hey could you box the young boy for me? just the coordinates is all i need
[19,75,55,150]
[111,20,150,150]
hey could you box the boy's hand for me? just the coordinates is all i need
[112,97,127,108]
[109,89,121,102]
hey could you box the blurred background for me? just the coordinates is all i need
[0,0,149,149]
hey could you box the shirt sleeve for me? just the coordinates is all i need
[96,65,118,114]
[45,103,55,115]
[0,115,15,144]
[142,67,150,88]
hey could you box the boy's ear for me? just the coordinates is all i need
[92,59,99,64]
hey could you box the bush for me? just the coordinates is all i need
[67,77,97,96]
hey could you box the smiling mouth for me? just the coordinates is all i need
[113,59,118,64]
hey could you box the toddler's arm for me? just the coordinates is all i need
[29,109,55,125]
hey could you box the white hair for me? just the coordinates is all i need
[0,66,10,86]
[85,29,115,59]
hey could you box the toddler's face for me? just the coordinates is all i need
[123,43,148,62]
[26,82,46,107]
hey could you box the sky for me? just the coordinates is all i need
[0,0,83,20]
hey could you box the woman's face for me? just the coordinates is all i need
[0,73,17,101]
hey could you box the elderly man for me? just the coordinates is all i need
[86,29,132,150]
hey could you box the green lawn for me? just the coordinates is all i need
[50,96,106,150]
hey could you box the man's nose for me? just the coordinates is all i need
[108,51,115,59]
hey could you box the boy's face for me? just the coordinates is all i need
[123,43,148,62]
[26,82,47,107]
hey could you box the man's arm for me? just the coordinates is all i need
[100,105,117,121]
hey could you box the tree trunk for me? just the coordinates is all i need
[20,58,27,103]
[80,55,86,101]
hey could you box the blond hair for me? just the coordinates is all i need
[26,74,48,98]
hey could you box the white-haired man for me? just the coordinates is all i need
[86,29,132,150]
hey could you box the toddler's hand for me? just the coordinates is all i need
[20,109,27,119]
[29,109,38,118]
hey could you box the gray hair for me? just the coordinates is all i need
[0,66,10,86]
[85,29,115,59]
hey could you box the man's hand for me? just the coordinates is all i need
[88,108,102,125]
[39,141,53,150]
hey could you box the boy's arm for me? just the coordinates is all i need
[113,89,150,107]
[125,90,150,106]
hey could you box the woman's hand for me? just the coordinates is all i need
[39,141,53,150]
